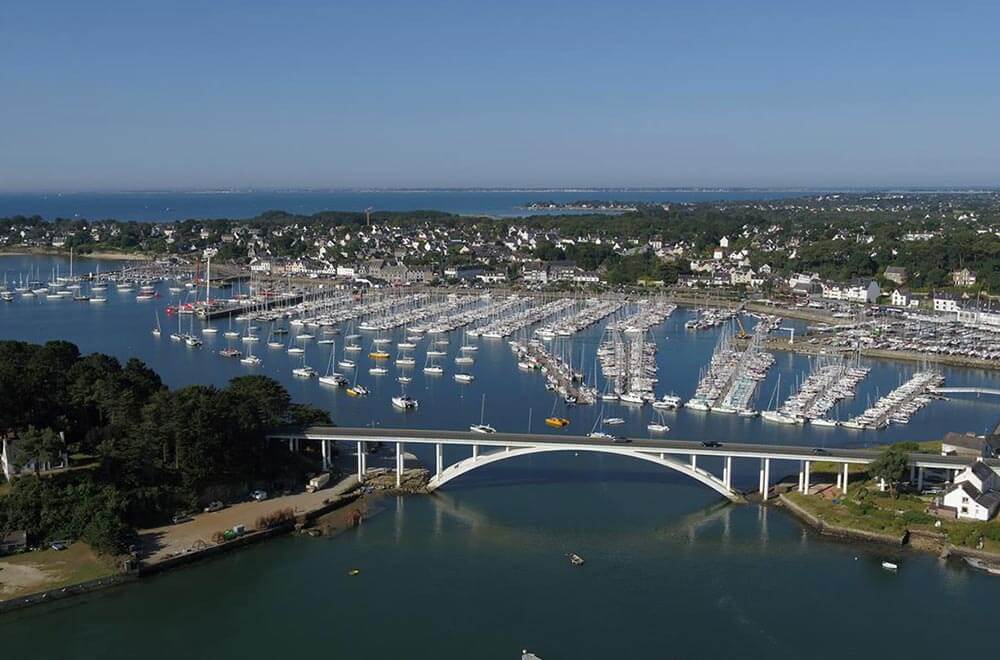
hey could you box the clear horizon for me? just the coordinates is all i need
[2,1,999,192]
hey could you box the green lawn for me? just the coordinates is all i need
[0,543,114,601]
[788,482,1000,551]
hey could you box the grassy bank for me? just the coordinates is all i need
[0,543,114,601]
[784,485,1000,554]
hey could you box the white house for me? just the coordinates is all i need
[933,293,960,313]
[821,278,881,304]
[890,288,920,308]
[939,462,1000,521]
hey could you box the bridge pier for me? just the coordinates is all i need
[797,461,804,492]
[917,466,924,491]
[723,456,732,489]
[802,460,811,494]
[761,458,770,499]
[356,441,366,481]
[395,442,404,488]
[436,443,443,478]
[841,463,849,496]
[691,454,697,470]
[472,444,479,461]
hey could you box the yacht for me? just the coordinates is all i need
[604,417,625,425]
[346,384,369,397]
[338,358,356,369]
[240,354,262,366]
[369,365,388,375]
[647,423,670,433]
[397,376,412,384]
[292,365,318,378]
[652,394,682,409]
[392,395,419,410]
[287,346,305,356]
[455,356,474,365]
[619,392,645,405]
[453,373,475,383]
[185,335,203,348]
[219,347,243,358]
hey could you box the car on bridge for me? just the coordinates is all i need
[812,448,829,455]
[701,441,723,448]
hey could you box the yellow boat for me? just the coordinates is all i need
[369,351,391,360]
[545,417,570,428]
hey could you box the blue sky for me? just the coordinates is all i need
[1,0,998,191]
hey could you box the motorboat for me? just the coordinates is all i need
[392,395,419,410]
[240,354,261,366]
[470,424,496,434]
[453,373,474,383]
[647,423,670,433]
[292,366,318,378]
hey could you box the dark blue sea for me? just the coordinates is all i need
[0,189,820,221]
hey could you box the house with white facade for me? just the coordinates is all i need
[933,293,960,313]
[821,278,881,304]
[938,462,1000,521]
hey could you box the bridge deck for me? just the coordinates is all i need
[268,426,997,470]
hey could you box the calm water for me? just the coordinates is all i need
[0,189,818,221]
[0,254,997,657]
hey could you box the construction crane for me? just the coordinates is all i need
[735,315,749,339]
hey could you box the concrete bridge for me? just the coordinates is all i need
[267,427,997,501]
[931,387,1000,397]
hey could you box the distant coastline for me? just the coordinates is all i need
[0,247,151,261]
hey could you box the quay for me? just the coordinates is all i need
[267,426,998,503]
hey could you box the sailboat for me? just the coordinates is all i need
[392,380,419,410]
[292,352,317,378]
[647,410,670,433]
[319,345,348,387]
[396,343,416,367]
[152,311,162,337]
[223,316,240,339]
[344,333,362,352]
[470,394,496,433]
[185,314,203,347]
[423,351,444,375]
[545,397,570,427]
[346,370,369,396]
[239,342,260,365]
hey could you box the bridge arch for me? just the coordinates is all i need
[426,446,743,502]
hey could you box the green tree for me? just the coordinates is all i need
[869,444,910,498]
[14,426,63,475]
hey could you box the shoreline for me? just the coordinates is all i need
[775,493,1000,568]
[0,247,153,261]
[0,469,425,616]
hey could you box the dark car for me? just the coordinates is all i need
[612,436,631,444]
[812,448,829,455]
[701,441,723,448]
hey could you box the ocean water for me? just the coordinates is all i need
[0,189,819,221]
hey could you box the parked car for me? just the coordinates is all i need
[50,541,68,551]
[171,513,194,524]
[701,441,723,448]
[203,501,225,513]
[812,448,829,455]
[250,490,268,501]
